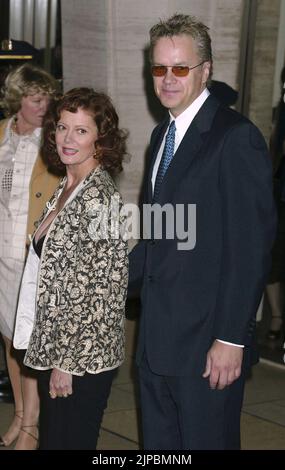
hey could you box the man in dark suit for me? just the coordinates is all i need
[129,13,276,450]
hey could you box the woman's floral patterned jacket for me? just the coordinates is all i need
[14,167,129,376]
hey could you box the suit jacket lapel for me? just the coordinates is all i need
[146,117,169,203]
[155,94,220,204]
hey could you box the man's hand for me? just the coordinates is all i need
[49,368,73,399]
[202,340,243,390]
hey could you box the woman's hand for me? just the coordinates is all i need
[49,368,73,399]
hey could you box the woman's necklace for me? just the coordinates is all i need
[10,116,35,137]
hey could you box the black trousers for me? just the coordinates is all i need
[139,355,246,450]
[38,368,116,450]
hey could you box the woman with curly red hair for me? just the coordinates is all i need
[13,87,129,449]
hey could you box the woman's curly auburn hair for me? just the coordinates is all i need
[41,87,128,176]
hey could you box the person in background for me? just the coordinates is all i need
[0,63,59,449]
[128,13,276,449]
[266,66,285,340]
[13,87,129,449]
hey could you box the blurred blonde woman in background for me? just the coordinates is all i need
[14,87,129,449]
[0,63,59,449]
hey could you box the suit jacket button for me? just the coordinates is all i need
[36,192,42,198]
[148,275,153,282]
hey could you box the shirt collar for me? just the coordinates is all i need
[169,88,210,140]
[31,127,42,145]
[2,118,13,144]
[2,117,42,146]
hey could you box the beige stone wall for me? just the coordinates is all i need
[61,0,243,206]
[248,0,281,142]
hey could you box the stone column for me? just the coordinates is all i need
[248,0,281,141]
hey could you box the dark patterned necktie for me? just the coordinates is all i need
[153,120,176,202]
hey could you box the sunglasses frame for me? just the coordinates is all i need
[151,61,205,77]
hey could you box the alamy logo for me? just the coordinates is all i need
[88,195,196,251]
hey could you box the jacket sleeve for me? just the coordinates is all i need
[128,240,147,298]
[127,122,167,298]
[212,122,277,345]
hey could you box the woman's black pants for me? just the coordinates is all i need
[37,368,116,449]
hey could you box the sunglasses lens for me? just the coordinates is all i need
[151,65,167,77]
[151,65,190,77]
[172,66,190,77]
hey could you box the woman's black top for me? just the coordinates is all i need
[32,235,46,258]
